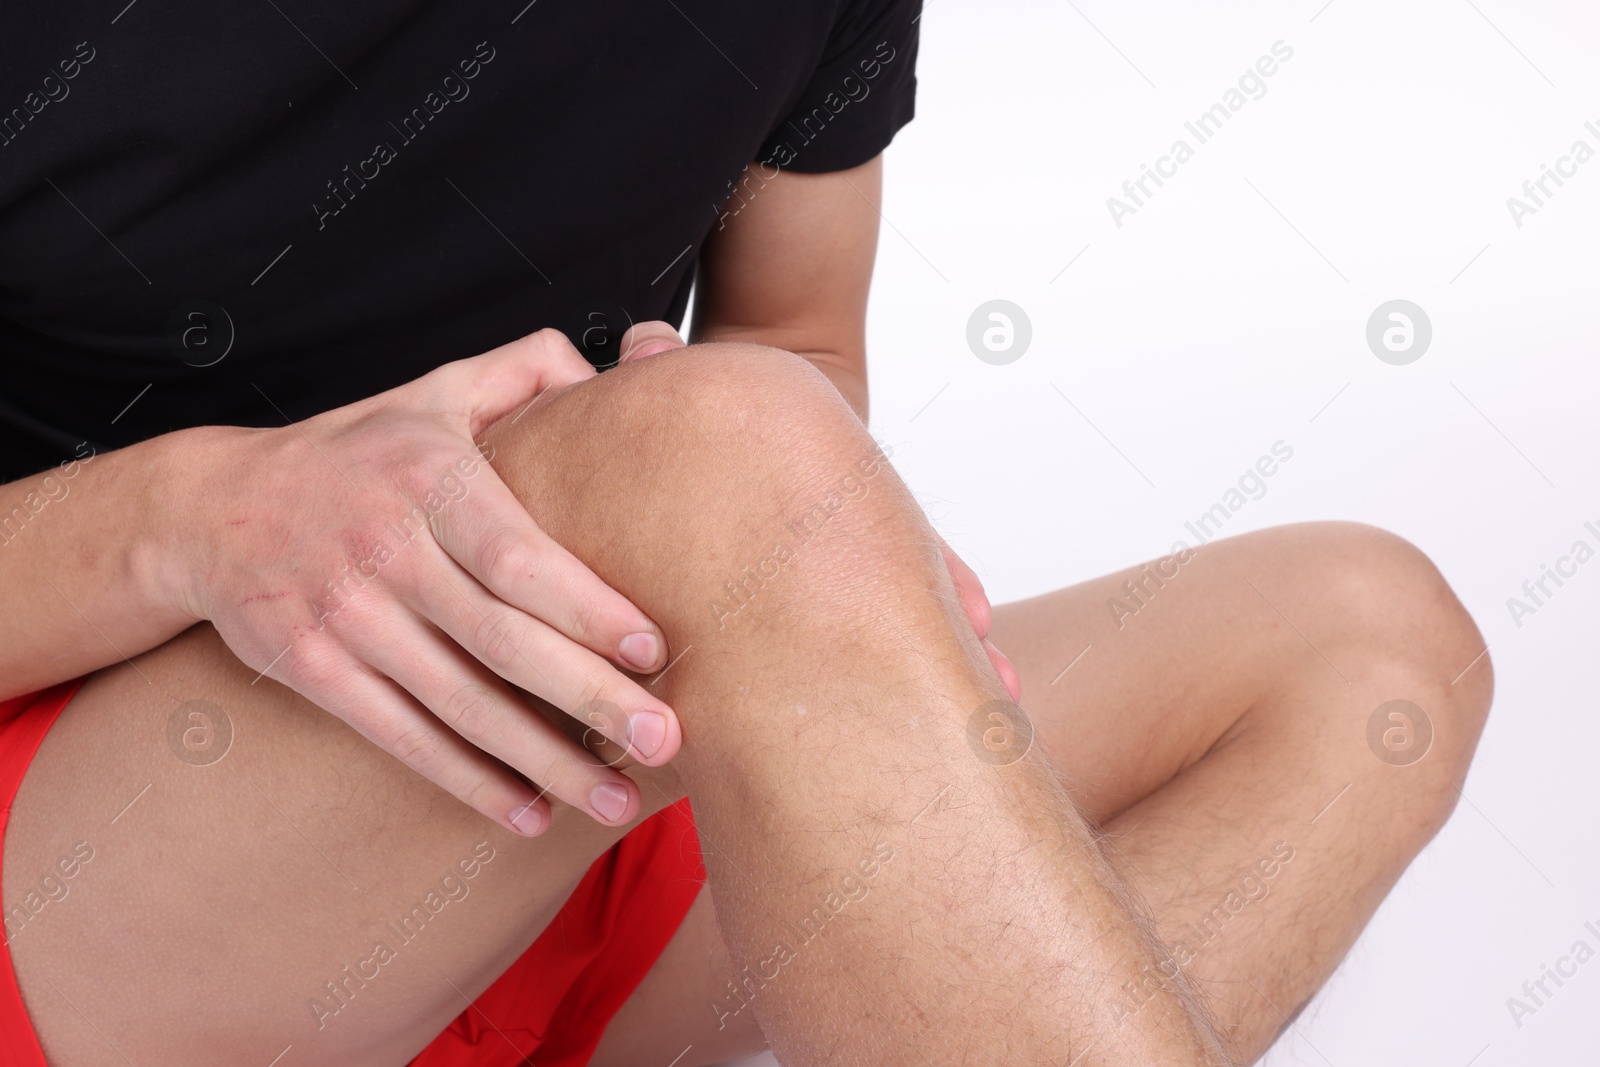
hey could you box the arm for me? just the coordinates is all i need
[0,434,198,697]
[0,332,688,833]
[691,156,881,421]
[688,155,1021,697]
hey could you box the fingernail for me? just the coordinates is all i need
[983,639,1020,700]
[509,801,546,836]
[624,340,683,362]
[618,631,661,671]
[590,782,630,823]
[627,710,667,759]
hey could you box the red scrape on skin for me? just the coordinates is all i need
[225,518,250,526]
[239,591,291,607]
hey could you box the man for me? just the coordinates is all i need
[0,2,1491,1064]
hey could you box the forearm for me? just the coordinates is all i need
[0,429,201,697]
[690,321,869,421]
[800,351,868,423]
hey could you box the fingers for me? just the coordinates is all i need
[618,321,687,363]
[939,537,993,639]
[454,328,598,432]
[301,654,555,837]
[941,538,1016,698]
[985,638,1022,703]
[409,558,681,767]
[358,612,645,826]
[431,470,669,673]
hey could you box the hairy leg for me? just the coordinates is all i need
[6,343,1224,1066]
[990,522,1493,1060]
[484,344,1227,1066]
[590,523,1491,1066]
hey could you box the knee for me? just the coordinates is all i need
[499,340,866,489]
[1303,522,1489,685]
[484,341,933,640]
[613,342,873,480]
[621,340,843,413]
[1284,520,1492,790]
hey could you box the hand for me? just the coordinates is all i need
[618,329,1022,704]
[938,539,1021,702]
[175,328,684,836]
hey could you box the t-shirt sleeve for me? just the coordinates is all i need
[755,0,922,173]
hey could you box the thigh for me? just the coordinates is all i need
[988,521,1414,825]
[987,520,1489,1057]
[1,342,893,1067]
[588,887,770,1067]
[3,623,687,1066]
[587,527,1307,1062]
[568,519,1488,1066]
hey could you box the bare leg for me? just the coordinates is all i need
[4,619,667,1066]
[992,523,1492,1060]
[587,889,768,1066]
[590,525,1491,1066]
[6,344,1224,1066]
[484,344,1228,1065]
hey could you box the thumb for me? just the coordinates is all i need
[460,328,596,431]
[940,537,993,639]
[619,321,687,363]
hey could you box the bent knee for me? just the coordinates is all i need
[482,341,935,640]
[492,341,862,493]
[612,342,863,469]
[1273,522,1488,674]
[1251,521,1493,739]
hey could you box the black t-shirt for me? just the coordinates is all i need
[0,0,919,480]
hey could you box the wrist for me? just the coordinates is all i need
[138,424,255,625]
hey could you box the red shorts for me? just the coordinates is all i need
[0,682,706,1067]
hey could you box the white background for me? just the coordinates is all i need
[744,0,1599,1064]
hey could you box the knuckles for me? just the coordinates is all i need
[385,721,443,776]
[476,525,537,594]
[532,326,586,366]
[276,635,349,697]
[566,591,606,646]
[472,608,530,674]
[442,683,499,736]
